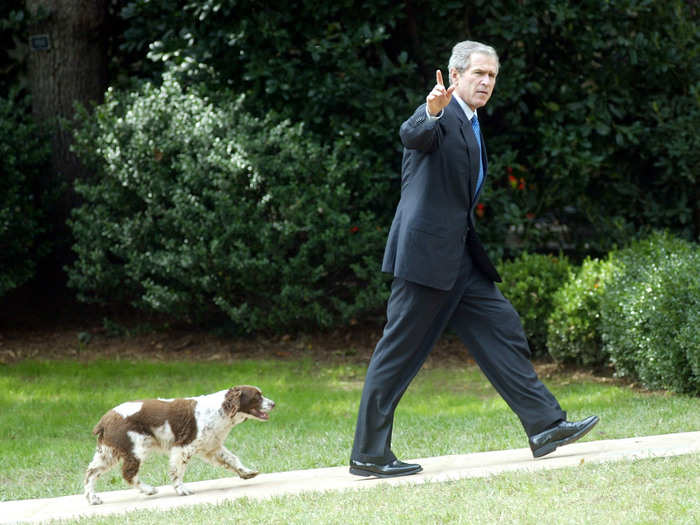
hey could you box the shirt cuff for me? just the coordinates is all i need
[425,106,444,120]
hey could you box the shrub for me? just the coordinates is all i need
[497,252,572,356]
[116,0,700,257]
[679,308,700,387]
[547,256,615,366]
[600,232,700,393]
[0,92,51,297]
[69,70,388,333]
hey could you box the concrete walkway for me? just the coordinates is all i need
[3,432,699,524]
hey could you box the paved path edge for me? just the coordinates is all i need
[2,431,699,524]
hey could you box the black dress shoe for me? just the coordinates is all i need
[349,459,422,478]
[529,415,599,458]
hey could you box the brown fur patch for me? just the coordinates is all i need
[222,388,241,416]
[121,454,140,483]
[237,385,263,414]
[94,398,198,457]
[130,399,198,446]
[94,411,133,459]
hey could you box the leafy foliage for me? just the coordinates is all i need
[4,0,698,347]
[69,71,388,332]
[117,0,416,221]
[0,7,27,97]
[114,0,699,259]
[497,252,572,356]
[0,93,51,296]
[600,232,700,393]
[477,0,699,255]
[547,256,616,366]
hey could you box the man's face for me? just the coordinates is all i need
[450,52,499,110]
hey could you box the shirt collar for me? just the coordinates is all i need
[453,94,476,121]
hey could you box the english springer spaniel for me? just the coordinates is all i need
[84,385,274,505]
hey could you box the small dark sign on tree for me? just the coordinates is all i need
[29,34,50,51]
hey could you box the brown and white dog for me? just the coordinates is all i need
[84,385,274,505]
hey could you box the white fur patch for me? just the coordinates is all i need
[113,401,143,418]
[191,390,233,442]
[127,430,151,460]
[152,421,176,448]
[193,390,228,422]
[261,396,275,412]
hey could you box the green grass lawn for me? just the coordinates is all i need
[63,454,700,525]
[1,357,698,523]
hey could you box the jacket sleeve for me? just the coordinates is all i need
[399,103,443,153]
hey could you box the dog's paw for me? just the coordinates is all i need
[138,483,158,496]
[86,493,103,505]
[239,469,259,480]
[174,485,194,496]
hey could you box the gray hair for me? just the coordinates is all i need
[448,41,499,79]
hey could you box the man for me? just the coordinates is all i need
[349,41,598,478]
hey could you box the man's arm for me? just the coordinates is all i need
[399,104,441,152]
[399,70,454,152]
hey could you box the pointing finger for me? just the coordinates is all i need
[436,69,444,87]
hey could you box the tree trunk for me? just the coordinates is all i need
[25,0,108,209]
[25,0,108,266]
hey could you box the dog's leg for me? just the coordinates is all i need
[122,453,157,496]
[84,445,118,505]
[168,446,195,496]
[124,434,158,496]
[209,446,259,479]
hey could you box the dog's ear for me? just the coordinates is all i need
[223,387,241,416]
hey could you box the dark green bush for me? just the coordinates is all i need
[0,93,51,297]
[547,256,615,366]
[69,71,388,332]
[116,0,700,258]
[117,0,415,223]
[600,232,700,393]
[497,252,572,356]
[0,7,26,97]
[679,308,700,386]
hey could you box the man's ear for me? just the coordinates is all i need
[449,68,459,87]
[223,387,241,416]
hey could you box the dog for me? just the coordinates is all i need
[84,385,274,505]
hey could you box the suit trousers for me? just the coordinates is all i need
[351,245,566,464]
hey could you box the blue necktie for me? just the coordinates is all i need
[471,114,484,196]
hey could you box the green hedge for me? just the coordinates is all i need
[497,252,572,356]
[545,233,699,392]
[0,93,51,297]
[116,0,699,258]
[68,71,388,332]
[547,256,615,366]
[600,233,699,393]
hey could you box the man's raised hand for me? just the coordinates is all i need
[426,69,455,117]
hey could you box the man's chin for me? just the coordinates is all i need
[473,97,490,108]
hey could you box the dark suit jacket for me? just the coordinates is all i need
[381,97,501,289]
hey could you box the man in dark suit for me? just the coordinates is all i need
[349,41,599,478]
